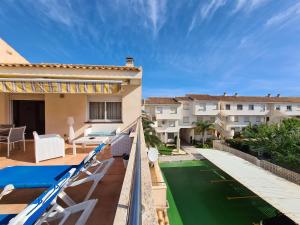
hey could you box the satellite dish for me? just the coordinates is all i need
[148,147,159,163]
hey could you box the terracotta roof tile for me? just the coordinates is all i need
[187,94,300,103]
[174,96,193,101]
[0,63,141,72]
[145,97,180,105]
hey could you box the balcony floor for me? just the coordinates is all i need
[0,141,125,225]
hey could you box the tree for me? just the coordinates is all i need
[142,113,161,148]
[193,120,215,146]
[241,118,300,171]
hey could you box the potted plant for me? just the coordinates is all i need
[122,153,129,168]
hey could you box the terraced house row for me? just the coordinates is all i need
[143,94,300,148]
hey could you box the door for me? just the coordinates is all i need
[13,100,45,139]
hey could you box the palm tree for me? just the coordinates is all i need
[193,120,215,146]
[142,113,161,148]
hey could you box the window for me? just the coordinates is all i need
[225,104,230,110]
[198,103,206,111]
[275,105,281,111]
[169,121,175,127]
[89,102,105,120]
[183,103,189,110]
[210,116,215,122]
[244,116,250,123]
[248,104,254,110]
[167,133,174,139]
[156,107,162,114]
[234,116,239,122]
[170,107,177,114]
[256,116,261,123]
[183,117,189,124]
[89,102,121,121]
[237,104,243,110]
[287,105,292,111]
[297,105,300,111]
[261,104,266,112]
[212,103,218,110]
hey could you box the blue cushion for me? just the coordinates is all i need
[0,165,75,189]
[88,131,115,137]
[0,214,16,224]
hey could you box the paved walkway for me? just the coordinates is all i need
[159,145,204,162]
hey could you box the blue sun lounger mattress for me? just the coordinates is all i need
[0,165,75,189]
[0,214,16,225]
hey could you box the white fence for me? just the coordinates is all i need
[213,140,300,185]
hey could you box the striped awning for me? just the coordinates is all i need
[0,78,122,94]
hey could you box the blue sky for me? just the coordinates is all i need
[0,0,300,97]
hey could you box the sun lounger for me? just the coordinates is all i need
[0,140,113,224]
[0,142,114,206]
[7,167,98,225]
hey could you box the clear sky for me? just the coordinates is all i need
[0,0,299,97]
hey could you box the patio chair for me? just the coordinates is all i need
[0,126,26,157]
[33,131,65,163]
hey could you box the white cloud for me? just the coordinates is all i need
[147,0,167,36]
[266,2,300,27]
[31,0,76,27]
[201,0,227,19]
[189,0,227,33]
[233,0,269,13]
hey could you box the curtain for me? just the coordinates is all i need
[89,102,105,120]
[107,102,122,120]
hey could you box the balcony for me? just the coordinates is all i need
[0,119,160,225]
[156,113,181,120]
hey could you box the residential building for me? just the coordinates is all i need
[0,39,142,139]
[144,94,300,146]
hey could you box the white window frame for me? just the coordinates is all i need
[261,104,266,112]
[287,105,292,111]
[169,121,175,127]
[198,103,206,111]
[212,103,218,110]
[275,105,281,111]
[244,116,250,123]
[237,104,243,111]
[183,117,189,124]
[256,116,261,123]
[248,104,254,110]
[170,107,177,114]
[234,116,239,122]
[225,104,230,110]
[156,107,162,114]
[88,100,122,122]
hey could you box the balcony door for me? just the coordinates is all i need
[13,100,45,139]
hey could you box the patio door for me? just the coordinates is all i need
[13,100,45,139]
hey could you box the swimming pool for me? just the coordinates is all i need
[160,160,277,225]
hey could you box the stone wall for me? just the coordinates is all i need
[213,140,300,185]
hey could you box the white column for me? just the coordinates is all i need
[177,131,180,150]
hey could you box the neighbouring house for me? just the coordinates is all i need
[144,94,300,146]
[0,39,142,139]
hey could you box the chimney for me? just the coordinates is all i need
[267,93,271,97]
[276,94,280,97]
[223,92,227,96]
[125,57,134,67]
[234,93,238,97]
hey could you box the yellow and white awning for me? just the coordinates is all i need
[0,78,122,94]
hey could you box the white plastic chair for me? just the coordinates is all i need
[33,131,65,163]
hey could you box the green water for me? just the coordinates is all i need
[160,160,277,225]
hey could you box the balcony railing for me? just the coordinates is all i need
[113,118,157,225]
